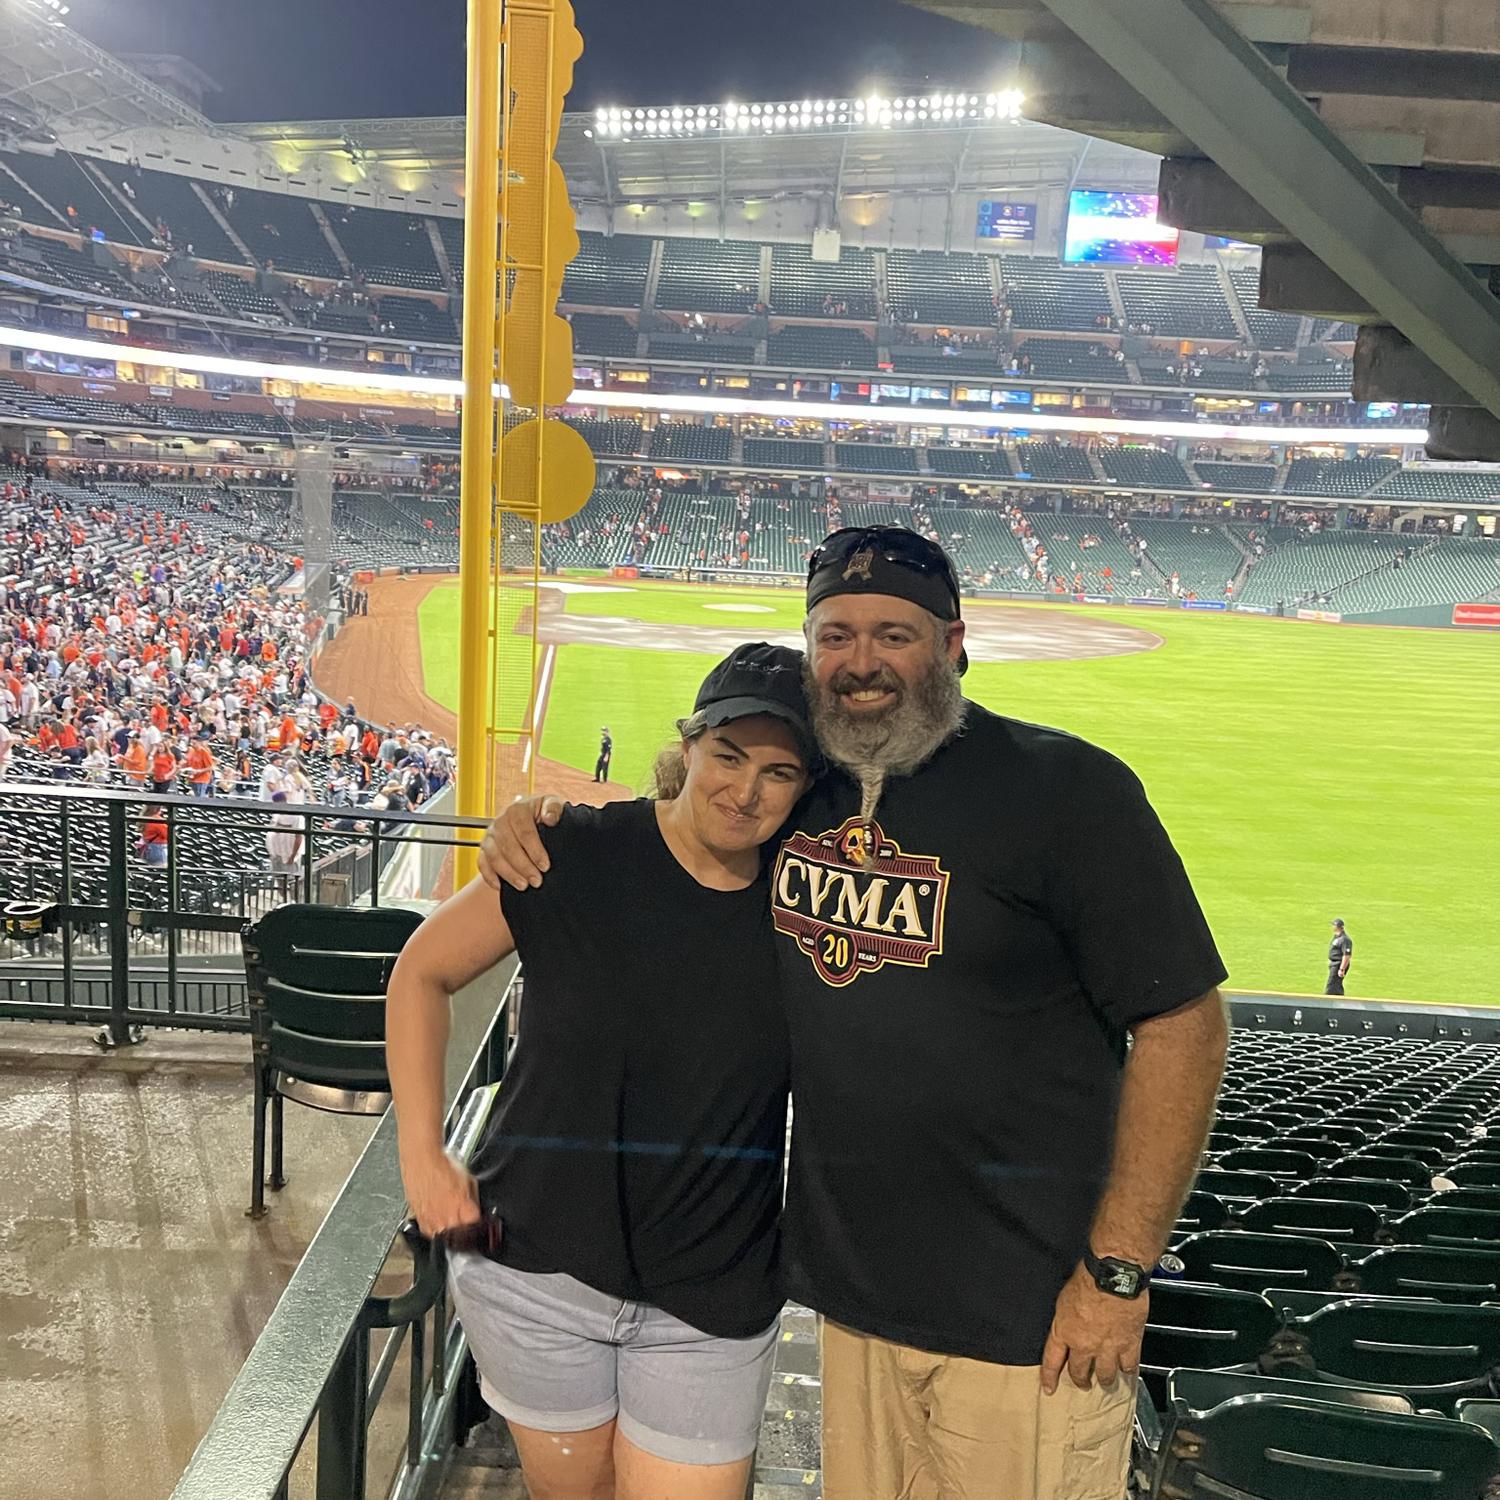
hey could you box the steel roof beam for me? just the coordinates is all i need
[925,0,1500,421]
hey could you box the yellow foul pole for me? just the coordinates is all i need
[455,0,502,886]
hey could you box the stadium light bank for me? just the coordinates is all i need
[590,91,1026,139]
[0,322,1429,448]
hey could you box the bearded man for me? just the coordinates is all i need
[481,526,1229,1500]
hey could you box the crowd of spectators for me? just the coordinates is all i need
[0,462,455,868]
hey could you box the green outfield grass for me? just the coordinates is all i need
[417,580,1500,1006]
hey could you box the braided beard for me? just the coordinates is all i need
[804,652,965,824]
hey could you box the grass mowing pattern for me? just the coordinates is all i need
[417,580,1500,1005]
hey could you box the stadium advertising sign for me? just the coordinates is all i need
[1183,599,1229,611]
[1234,604,1272,615]
[1454,603,1500,627]
[1129,596,1170,607]
[1297,608,1344,623]
[976,200,1037,242]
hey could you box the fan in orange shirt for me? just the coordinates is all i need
[150,746,178,794]
[121,738,149,785]
[184,739,215,798]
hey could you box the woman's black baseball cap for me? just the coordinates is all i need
[693,642,815,758]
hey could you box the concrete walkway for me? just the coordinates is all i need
[0,1022,378,1500]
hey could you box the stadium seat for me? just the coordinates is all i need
[1116,265,1238,339]
[1351,1246,1500,1304]
[1384,1126,1470,1153]
[1175,1191,1230,1234]
[1259,1288,1442,1321]
[1264,1300,1500,1409]
[888,248,996,326]
[1270,1136,1347,1163]
[1329,1153,1433,1188]
[1226,263,1303,350]
[1445,1163,1500,1188]
[1455,1145,1500,1166]
[1140,1281,1278,1403]
[1387,1207,1500,1248]
[1173,1231,1346,1292]
[1293,1176,1413,1213]
[1195,1169,1287,1201]
[1211,1116,1281,1139]
[1167,1366,1415,1417]
[1361,1141,1450,1170]
[1456,1399,1500,1444]
[242,903,423,1218]
[1239,1197,1383,1243]
[1431,1188,1500,1214]
[1217,1147,1322,1179]
[561,231,652,308]
[1150,1390,1500,1500]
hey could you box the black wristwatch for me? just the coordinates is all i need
[1083,1247,1149,1299]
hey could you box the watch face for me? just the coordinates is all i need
[1105,1265,1142,1297]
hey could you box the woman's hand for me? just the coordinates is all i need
[400,1145,482,1240]
[478,794,567,892]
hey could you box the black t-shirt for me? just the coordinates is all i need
[1329,932,1353,966]
[470,799,789,1338]
[770,703,1227,1365]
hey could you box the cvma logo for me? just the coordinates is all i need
[772,816,949,987]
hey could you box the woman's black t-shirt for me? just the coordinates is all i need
[469,798,789,1338]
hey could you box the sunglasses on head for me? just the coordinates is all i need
[808,526,961,600]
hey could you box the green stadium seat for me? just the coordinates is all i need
[1455,1146,1500,1167]
[1358,1141,1450,1170]
[1387,1207,1500,1248]
[1140,1282,1278,1406]
[1217,1148,1322,1178]
[1176,1191,1230,1234]
[1173,1231,1346,1292]
[1456,1398,1500,1444]
[1432,1188,1500,1214]
[1167,1366,1415,1416]
[1196,1169,1288,1201]
[1259,1288,1440,1321]
[1448,1163,1500,1188]
[1268,1135,1346,1163]
[1264,1300,1500,1409]
[1352,1246,1500,1304]
[1330,1154,1433,1188]
[1240,1197,1382,1243]
[1384,1127,1470,1153]
[241,903,423,1219]
[1151,1390,1500,1500]
[1212,1116,1281,1139]
[1293,1176,1412,1212]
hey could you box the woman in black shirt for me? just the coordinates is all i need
[387,644,814,1500]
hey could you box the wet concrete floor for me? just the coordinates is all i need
[0,1021,378,1500]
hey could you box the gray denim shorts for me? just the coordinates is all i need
[448,1252,779,1466]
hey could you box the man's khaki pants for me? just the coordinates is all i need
[820,1320,1134,1500]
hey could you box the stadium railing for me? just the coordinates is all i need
[0,782,482,1047]
[169,958,517,1500]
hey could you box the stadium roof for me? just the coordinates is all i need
[240,102,1157,209]
[0,0,213,140]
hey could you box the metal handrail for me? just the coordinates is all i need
[169,960,516,1500]
[0,781,491,1042]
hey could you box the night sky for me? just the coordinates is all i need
[74,0,1004,122]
